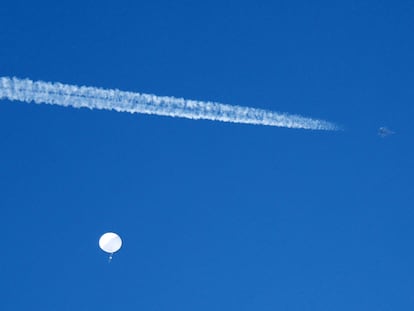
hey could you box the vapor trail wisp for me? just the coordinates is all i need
[0,77,337,130]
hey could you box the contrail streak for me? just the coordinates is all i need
[0,76,337,130]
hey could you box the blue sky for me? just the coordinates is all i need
[1,0,414,310]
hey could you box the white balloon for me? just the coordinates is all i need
[99,232,122,254]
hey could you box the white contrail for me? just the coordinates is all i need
[0,76,337,130]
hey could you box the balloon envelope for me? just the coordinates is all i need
[99,232,122,253]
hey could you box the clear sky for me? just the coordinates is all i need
[1,0,413,310]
